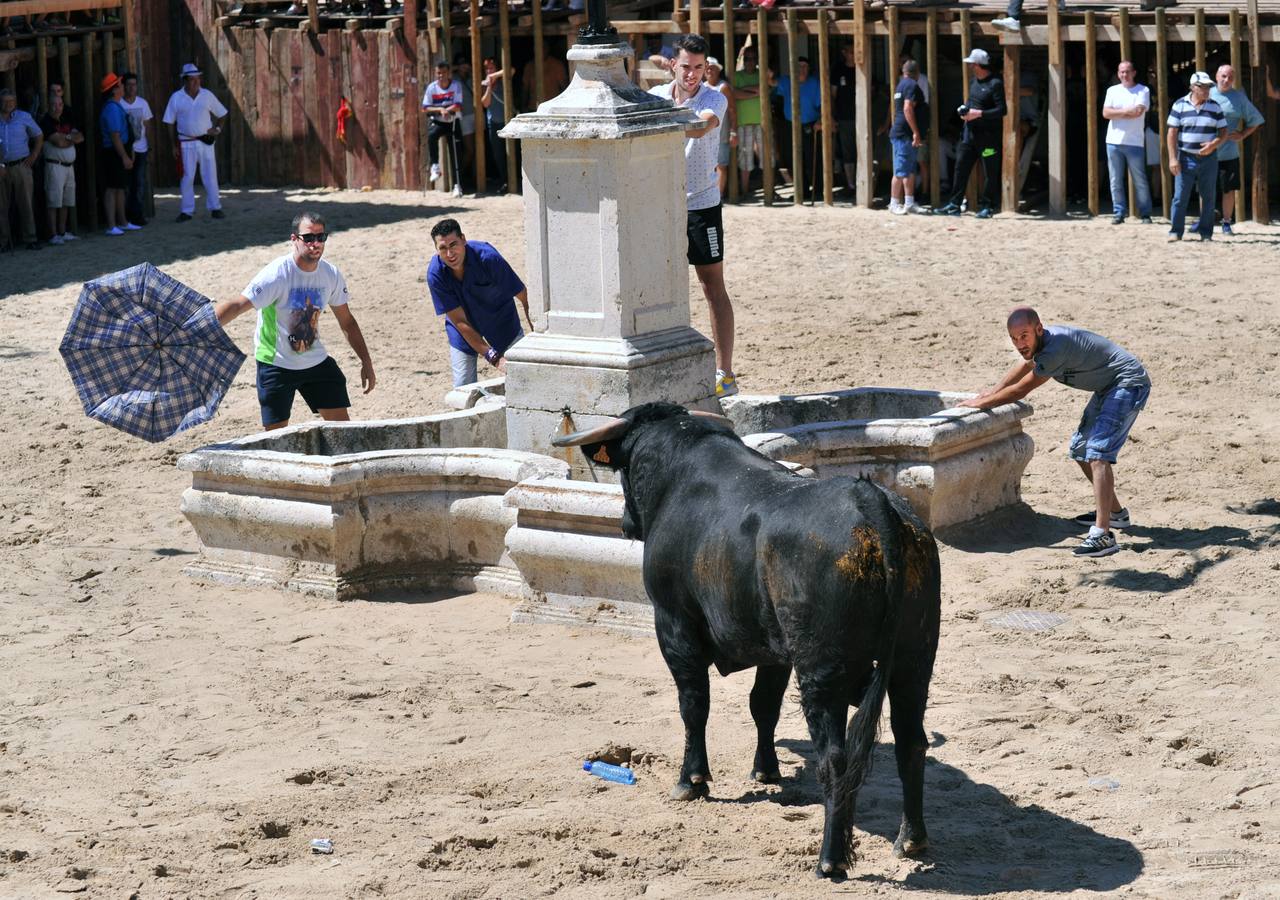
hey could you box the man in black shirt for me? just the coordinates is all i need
[831,41,857,194]
[934,48,1006,218]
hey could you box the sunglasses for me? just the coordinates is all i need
[294,232,328,244]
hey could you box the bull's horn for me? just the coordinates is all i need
[551,416,630,447]
[688,410,734,427]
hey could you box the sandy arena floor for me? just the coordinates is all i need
[2,187,1279,898]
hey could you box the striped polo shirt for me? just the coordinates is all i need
[1166,94,1226,154]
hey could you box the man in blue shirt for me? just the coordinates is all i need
[1165,71,1226,242]
[98,73,137,237]
[1209,64,1264,235]
[427,218,532,388]
[0,86,45,250]
[773,57,823,197]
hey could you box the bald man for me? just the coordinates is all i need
[961,307,1151,558]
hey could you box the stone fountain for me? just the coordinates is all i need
[178,20,1034,631]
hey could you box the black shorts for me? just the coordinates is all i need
[1218,157,1241,193]
[256,357,350,426]
[687,204,724,267]
[99,147,128,190]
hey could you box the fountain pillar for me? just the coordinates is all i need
[499,42,717,479]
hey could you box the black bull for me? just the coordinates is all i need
[554,402,941,878]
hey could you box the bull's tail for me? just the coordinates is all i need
[835,483,909,834]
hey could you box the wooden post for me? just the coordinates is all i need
[123,0,137,72]
[1195,8,1207,74]
[1003,44,1020,214]
[725,0,738,203]
[37,38,49,112]
[690,0,701,43]
[307,0,320,34]
[102,30,113,79]
[1047,0,1065,214]
[501,0,517,193]
[58,36,71,106]
[886,6,899,85]
[426,0,440,58]
[532,0,546,107]
[1249,0,1268,223]
[960,9,976,209]
[786,9,803,206]
[926,7,939,207]
[1085,11,1098,216]
[81,34,98,233]
[758,9,775,205]
[818,9,833,206]
[469,0,484,194]
[1156,8,1171,219]
[1231,8,1246,221]
[1119,8,1136,217]
[853,0,873,208]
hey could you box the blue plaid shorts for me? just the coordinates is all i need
[1068,383,1150,464]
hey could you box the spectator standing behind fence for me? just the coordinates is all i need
[454,53,477,186]
[0,87,44,251]
[163,63,228,222]
[934,48,1005,219]
[40,90,81,245]
[888,59,925,215]
[1102,60,1153,226]
[99,74,138,237]
[649,34,738,399]
[120,72,153,227]
[1165,71,1226,242]
[732,44,763,199]
[423,61,465,199]
[773,56,822,192]
[832,41,857,195]
[480,57,508,192]
[1209,64,1263,236]
[705,57,736,199]
[427,218,531,388]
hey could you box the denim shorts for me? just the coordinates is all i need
[256,357,350,426]
[891,137,918,178]
[1068,383,1150,463]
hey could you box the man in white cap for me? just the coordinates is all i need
[1165,70,1226,242]
[162,62,228,222]
[934,48,1005,218]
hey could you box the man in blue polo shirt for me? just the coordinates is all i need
[774,57,823,195]
[1209,64,1264,235]
[427,218,532,387]
[1166,70,1227,242]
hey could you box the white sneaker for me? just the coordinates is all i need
[904,202,925,214]
[889,202,906,215]
[124,222,143,231]
[49,235,64,246]
[105,227,124,236]
[61,232,77,241]
[991,15,1021,30]
[452,184,464,198]
[430,163,441,182]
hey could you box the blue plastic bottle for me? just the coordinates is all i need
[583,760,636,785]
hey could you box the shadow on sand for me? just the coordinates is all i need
[711,736,1142,893]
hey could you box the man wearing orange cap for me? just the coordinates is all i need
[98,73,137,237]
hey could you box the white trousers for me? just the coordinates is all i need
[180,140,221,214]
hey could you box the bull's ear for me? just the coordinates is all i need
[688,409,735,428]
[551,416,630,448]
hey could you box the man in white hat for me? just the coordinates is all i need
[161,63,228,222]
[1165,70,1226,242]
[934,48,1005,218]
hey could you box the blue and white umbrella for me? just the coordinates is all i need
[59,263,245,443]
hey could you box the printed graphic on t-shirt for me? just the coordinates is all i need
[284,288,324,353]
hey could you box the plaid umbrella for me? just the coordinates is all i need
[59,263,246,443]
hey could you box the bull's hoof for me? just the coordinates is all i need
[815,858,848,880]
[893,835,929,858]
[751,768,782,784]
[669,779,710,801]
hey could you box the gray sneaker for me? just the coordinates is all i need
[1073,531,1119,558]
[1072,508,1131,529]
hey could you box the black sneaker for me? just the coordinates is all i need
[176,212,193,222]
[934,202,962,216]
[211,209,226,219]
[1073,531,1119,557]
[1111,214,1125,225]
[1071,508,1130,529]
[1141,216,1153,224]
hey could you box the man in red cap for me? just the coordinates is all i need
[98,72,137,237]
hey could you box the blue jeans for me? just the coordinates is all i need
[1106,143,1151,218]
[1068,383,1150,464]
[890,138,918,179]
[1170,151,1218,239]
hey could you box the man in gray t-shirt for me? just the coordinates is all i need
[962,306,1152,559]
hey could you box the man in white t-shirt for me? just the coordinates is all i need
[162,63,228,222]
[213,212,377,430]
[1102,60,1153,225]
[119,72,153,226]
[648,33,738,399]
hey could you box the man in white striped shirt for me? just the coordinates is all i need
[1165,71,1226,242]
